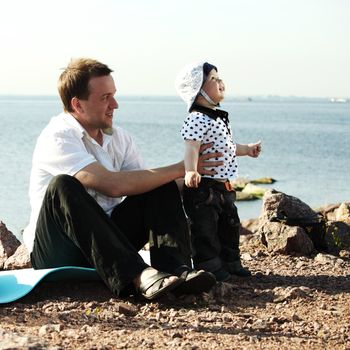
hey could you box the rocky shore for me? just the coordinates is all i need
[1,190,349,349]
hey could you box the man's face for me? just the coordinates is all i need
[78,75,118,131]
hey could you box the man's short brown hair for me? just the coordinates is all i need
[58,58,113,112]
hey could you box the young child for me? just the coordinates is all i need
[175,61,261,281]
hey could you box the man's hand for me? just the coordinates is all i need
[197,143,223,175]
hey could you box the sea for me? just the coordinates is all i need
[0,95,349,239]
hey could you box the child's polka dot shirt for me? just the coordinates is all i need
[181,107,238,179]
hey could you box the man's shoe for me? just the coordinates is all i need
[173,269,216,295]
[138,269,185,300]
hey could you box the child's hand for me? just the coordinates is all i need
[247,141,262,158]
[185,171,201,188]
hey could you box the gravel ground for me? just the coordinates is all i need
[1,236,350,350]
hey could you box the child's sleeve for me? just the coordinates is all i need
[180,112,211,142]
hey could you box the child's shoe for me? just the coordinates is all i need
[212,269,231,282]
[227,260,251,277]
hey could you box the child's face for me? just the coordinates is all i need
[202,69,225,104]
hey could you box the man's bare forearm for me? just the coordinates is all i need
[75,161,185,198]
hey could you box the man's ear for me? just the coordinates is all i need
[71,97,84,114]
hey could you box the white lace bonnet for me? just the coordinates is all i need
[175,61,208,112]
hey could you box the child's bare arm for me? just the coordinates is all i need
[184,140,202,187]
[236,141,262,158]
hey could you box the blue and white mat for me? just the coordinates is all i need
[0,266,100,304]
[0,251,151,304]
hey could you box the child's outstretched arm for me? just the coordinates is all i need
[236,141,262,158]
[184,140,202,187]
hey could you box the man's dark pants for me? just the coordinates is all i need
[31,175,191,296]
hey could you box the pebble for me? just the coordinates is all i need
[38,324,63,336]
[241,253,253,261]
[115,302,138,316]
[171,332,183,339]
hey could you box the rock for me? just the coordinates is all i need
[273,286,312,303]
[241,218,260,235]
[4,244,32,270]
[324,221,350,254]
[241,253,253,261]
[339,250,350,258]
[209,282,237,303]
[116,302,138,316]
[38,324,63,336]
[260,190,318,222]
[334,203,350,224]
[257,190,332,254]
[0,221,21,269]
[314,253,340,265]
[316,202,350,222]
[259,222,314,255]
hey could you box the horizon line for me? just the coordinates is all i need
[0,94,348,100]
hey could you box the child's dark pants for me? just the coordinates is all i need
[183,178,241,273]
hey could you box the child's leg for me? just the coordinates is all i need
[218,191,251,277]
[183,183,230,281]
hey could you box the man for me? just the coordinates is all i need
[23,58,221,300]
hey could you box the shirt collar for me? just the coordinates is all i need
[62,112,113,147]
[191,104,230,130]
[62,112,86,135]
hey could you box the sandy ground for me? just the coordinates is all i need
[1,235,350,350]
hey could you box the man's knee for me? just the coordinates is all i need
[47,174,82,193]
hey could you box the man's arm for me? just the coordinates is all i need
[75,161,185,198]
[75,143,224,197]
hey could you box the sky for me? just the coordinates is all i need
[0,0,349,97]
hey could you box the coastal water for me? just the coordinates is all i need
[0,95,349,238]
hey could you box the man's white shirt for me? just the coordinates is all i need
[23,112,145,253]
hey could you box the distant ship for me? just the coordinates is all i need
[330,98,347,103]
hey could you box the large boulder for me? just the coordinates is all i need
[260,189,318,222]
[0,222,21,269]
[259,221,314,255]
[258,190,325,255]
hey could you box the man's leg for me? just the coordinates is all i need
[31,175,149,296]
[111,181,192,273]
[112,181,216,294]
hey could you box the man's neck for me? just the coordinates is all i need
[71,113,103,145]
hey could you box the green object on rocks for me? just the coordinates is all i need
[251,177,276,184]
[236,191,256,201]
[241,183,267,199]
